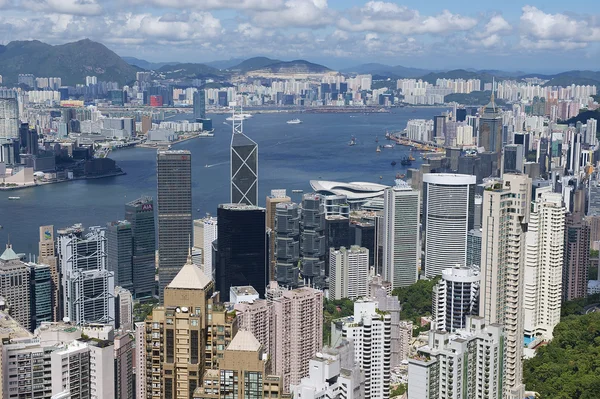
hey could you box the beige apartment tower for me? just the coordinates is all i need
[479,174,531,399]
[145,253,214,399]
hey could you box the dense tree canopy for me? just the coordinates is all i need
[524,312,600,398]
[393,278,440,324]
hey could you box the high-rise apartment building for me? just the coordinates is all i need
[216,204,267,301]
[114,333,135,399]
[564,209,590,300]
[0,244,31,330]
[0,91,19,139]
[231,131,258,206]
[275,202,301,287]
[125,196,156,299]
[479,174,531,398]
[332,300,391,399]
[58,225,115,326]
[267,189,291,279]
[524,188,565,340]
[115,286,133,331]
[432,266,480,332]
[383,184,420,288]
[422,174,476,278]
[38,225,60,321]
[291,340,365,399]
[271,283,323,392]
[233,298,271,356]
[144,254,214,399]
[466,229,482,268]
[408,316,504,399]
[370,279,406,366]
[193,216,218,281]
[106,220,133,291]
[329,246,369,300]
[193,330,285,399]
[157,150,192,301]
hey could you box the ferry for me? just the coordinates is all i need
[292,189,303,193]
[383,144,395,149]
[226,113,253,121]
[8,197,20,200]
[286,119,302,124]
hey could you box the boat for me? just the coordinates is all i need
[385,131,391,140]
[400,157,412,166]
[379,176,383,179]
[383,144,395,149]
[286,119,302,124]
[348,137,356,146]
[376,146,381,153]
[226,113,253,121]
[391,161,397,166]
[375,136,379,143]
[292,189,303,193]
[408,154,416,161]
[8,197,20,200]
[396,173,406,179]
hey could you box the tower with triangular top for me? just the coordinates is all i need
[230,101,258,206]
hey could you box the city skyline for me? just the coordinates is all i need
[0,2,598,72]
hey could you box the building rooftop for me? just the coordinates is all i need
[168,255,212,290]
[231,286,259,296]
[0,311,33,340]
[227,329,261,352]
[0,244,20,261]
[219,203,263,211]
[310,180,389,201]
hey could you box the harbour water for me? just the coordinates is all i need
[0,107,445,253]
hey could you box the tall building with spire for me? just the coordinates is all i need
[479,93,503,175]
[230,106,258,206]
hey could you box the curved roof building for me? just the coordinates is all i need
[310,180,389,203]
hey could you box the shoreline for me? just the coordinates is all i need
[0,171,127,192]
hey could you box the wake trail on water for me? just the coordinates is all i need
[205,161,228,168]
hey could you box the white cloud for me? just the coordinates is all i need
[338,3,476,35]
[22,0,103,16]
[482,15,511,36]
[251,0,332,28]
[520,6,600,42]
[126,0,283,10]
[519,36,588,51]
[138,12,222,41]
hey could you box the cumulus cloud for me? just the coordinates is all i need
[22,0,103,16]
[128,0,283,10]
[138,12,222,41]
[482,15,512,36]
[519,36,588,51]
[338,2,476,35]
[520,6,600,42]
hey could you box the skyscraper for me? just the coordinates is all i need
[479,174,531,398]
[329,246,369,300]
[564,208,590,300]
[106,220,133,292]
[266,189,291,279]
[125,196,156,299]
[0,244,31,330]
[193,216,218,281]
[157,150,192,302]
[503,144,524,174]
[524,188,565,340]
[193,89,206,120]
[275,202,301,287]
[422,174,476,278]
[58,225,115,326]
[0,90,19,139]
[38,225,60,321]
[216,204,267,301]
[300,194,326,287]
[478,95,503,173]
[28,263,54,330]
[383,184,420,289]
[432,266,480,333]
[332,299,391,399]
[231,132,258,206]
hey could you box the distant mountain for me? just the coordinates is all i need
[157,63,223,79]
[541,70,600,87]
[122,56,178,71]
[0,39,138,86]
[342,63,432,78]
[562,110,600,132]
[251,59,331,74]
[229,57,281,72]
[205,58,246,70]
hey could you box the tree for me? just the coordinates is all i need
[393,277,440,324]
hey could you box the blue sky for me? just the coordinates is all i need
[0,0,599,72]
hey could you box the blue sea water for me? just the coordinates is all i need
[0,107,445,253]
